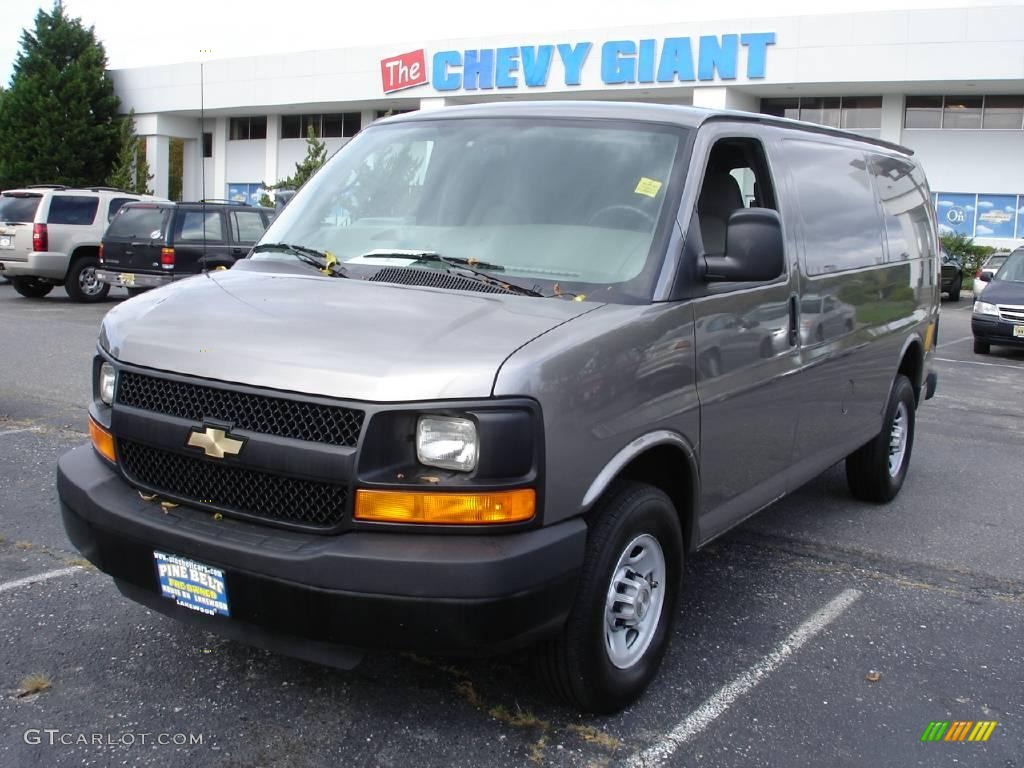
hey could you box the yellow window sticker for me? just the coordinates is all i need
[635,177,663,198]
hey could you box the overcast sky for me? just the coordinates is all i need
[0,0,1015,85]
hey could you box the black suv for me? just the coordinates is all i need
[940,248,963,301]
[97,201,271,295]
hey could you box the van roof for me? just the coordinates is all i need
[379,100,913,156]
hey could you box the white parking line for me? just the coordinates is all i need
[625,588,862,768]
[935,357,1023,370]
[0,567,82,594]
[0,427,41,437]
[935,335,973,349]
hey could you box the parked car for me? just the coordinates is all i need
[940,248,963,301]
[0,185,159,301]
[972,247,1024,354]
[58,102,940,714]
[973,251,1010,300]
[96,200,271,295]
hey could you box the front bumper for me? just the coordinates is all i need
[0,251,68,279]
[971,316,1024,348]
[96,269,171,289]
[58,445,584,661]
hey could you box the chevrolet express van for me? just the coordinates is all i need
[58,102,940,713]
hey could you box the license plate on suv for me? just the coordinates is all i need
[154,551,230,617]
[1014,326,1024,338]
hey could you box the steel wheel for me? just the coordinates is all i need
[79,264,103,296]
[604,533,667,669]
[887,401,909,477]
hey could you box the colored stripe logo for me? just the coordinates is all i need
[921,721,997,742]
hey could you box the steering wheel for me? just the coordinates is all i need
[587,204,656,228]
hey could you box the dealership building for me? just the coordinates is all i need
[111,3,1024,247]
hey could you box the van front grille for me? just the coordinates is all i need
[117,371,364,447]
[119,439,348,530]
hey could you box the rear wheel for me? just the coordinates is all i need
[65,255,109,303]
[846,374,916,503]
[947,275,962,302]
[9,276,53,298]
[973,339,990,355]
[538,482,682,713]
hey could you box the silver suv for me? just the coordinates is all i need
[0,185,160,302]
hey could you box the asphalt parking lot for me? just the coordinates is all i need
[0,283,1021,768]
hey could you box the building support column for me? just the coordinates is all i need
[264,114,280,187]
[880,94,904,146]
[691,86,759,113]
[213,117,228,200]
[145,134,170,199]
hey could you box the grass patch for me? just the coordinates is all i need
[17,673,52,698]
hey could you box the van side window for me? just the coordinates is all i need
[785,140,884,275]
[696,138,777,256]
[867,154,933,263]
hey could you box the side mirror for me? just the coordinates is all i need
[978,272,992,283]
[703,208,785,283]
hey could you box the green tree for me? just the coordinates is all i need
[0,3,121,188]
[940,231,994,282]
[106,110,153,194]
[264,125,327,192]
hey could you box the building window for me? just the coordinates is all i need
[227,183,266,206]
[228,116,267,140]
[942,96,982,129]
[904,96,942,128]
[760,97,881,130]
[375,109,415,120]
[202,132,213,158]
[906,95,1024,130]
[937,193,1024,240]
[982,95,1024,129]
[281,113,361,139]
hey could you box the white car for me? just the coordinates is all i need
[973,252,1010,301]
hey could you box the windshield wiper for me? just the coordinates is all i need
[361,249,542,297]
[251,242,347,277]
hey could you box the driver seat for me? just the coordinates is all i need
[697,173,744,254]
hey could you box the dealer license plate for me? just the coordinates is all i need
[0,236,11,249]
[1013,325,1024,338]
[121,272,136,287]
[154,551,230,617]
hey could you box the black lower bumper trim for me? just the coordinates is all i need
[58,445,585,656]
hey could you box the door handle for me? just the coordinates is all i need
[788,295,798,347]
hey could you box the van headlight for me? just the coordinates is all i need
[973,301,998,317]
[416,416,478,472]
[99,362,116,405]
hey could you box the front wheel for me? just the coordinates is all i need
[538,482,683,713]
[846,374,916,503]
[65,255,110,303]
[9,276,53,298]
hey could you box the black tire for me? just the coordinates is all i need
[846,374,916,503]
[538,481,683,714]
[65,255,110,303]
[9,276,53,298]
[947,275,962,302]
[125,287,148,298]
[973,339,990,355]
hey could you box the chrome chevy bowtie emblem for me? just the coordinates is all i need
[186,426,244,459]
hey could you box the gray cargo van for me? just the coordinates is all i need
[57,102,940,713]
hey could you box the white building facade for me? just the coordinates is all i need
[112,4,1024,247]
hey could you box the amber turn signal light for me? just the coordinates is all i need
[89,417,116,463]
[354,488,535,525]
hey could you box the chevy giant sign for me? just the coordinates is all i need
[381,33,775,94]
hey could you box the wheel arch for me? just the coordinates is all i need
[897,334,925,405]
[581,431,700,553]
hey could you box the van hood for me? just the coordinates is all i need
[100,269,601,402]
[975,279,1024,306]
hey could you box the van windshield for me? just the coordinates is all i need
[258,118,686,302]
[0,193,42,223]
[994,251,1024,282]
